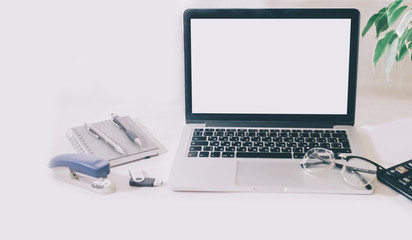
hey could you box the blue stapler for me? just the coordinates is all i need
[49,153,116,194]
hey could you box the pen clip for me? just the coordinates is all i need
[111,114,121,129]
[85,123,100,139]
[111,113,124,130]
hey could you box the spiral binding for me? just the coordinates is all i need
[66,129,94,155]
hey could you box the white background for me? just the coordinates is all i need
[192,19,350,114]
[1,0,412,240]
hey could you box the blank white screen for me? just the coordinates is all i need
[191,19,351,114]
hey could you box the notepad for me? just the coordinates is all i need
[362,117,412,167]
[67,116,159,166]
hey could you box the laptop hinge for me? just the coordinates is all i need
[205,121,335,128]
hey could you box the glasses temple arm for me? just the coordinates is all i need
[351,170,373,190]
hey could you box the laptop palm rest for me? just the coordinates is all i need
[236,161,303,188]
[235,160,366,193]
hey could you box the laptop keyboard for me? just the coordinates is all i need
[187,128,351,159]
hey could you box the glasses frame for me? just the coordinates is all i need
[301,148,384,189]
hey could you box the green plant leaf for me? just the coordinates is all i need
[375,13,389,38]
[396,25,412,61]
[388,0,403,14]
[362,13,381,37]
[389,31,399,44]
[397,43,408,61]
[389,6,408,26]
[385,38,399,82]
[406,29,412,59]
[406,28,412,49]
[396,9,412,35]
[374,30,397,66]
[378,6,388,14]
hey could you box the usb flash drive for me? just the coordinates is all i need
[129,169,162,187]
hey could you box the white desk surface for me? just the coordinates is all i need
[1,1,412,239]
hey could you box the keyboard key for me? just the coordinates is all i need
[214,131,224,136]
[199,152,209,157]
[221,141,230,146]
[327,138,338,143]
[222,152,235,158]
[226,147,236,151]
[282,147,292,152]
[192,136,207,141]
[270,147,281,152]
[237,147,247,152]
[248,147,258,152]
[385,169,401,178]
[211,152,221,157]
[203,146,213,151]
[320,143,330,148]
[240,137,250,141]
[230,137,239,141]
[331,143,342,148]
[254,142,264,147]
[265,142,275,147]
[293,147,304,153]
[243,142,252,147]
[276,142,286,147]
[208,136,218,141]
[188,152,198,157]
[293,152,305,159]
[251,137,261,142]
[330,148,351,153]
[191,141,208,146]
[262,137,272,142]
[398,177,411,186]
[287,142,297,147]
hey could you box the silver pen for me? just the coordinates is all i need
[85,122,127,155]
[111,113,143,146]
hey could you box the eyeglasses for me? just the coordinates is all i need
[301,148,383,189]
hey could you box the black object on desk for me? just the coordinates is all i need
[377,159,412,201]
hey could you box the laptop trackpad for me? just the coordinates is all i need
[236,160,303,188]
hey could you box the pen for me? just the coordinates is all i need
[84,122,127,155]
[111,113,143,146]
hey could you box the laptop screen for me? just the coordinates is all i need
[184,9,360,126]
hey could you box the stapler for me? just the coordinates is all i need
[49,153,116,194]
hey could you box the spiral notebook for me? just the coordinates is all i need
[67,116,159,166]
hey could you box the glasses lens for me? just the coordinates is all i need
[301,148,335,173]
[341,157,377,187]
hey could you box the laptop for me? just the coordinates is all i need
[168,8,371,194]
